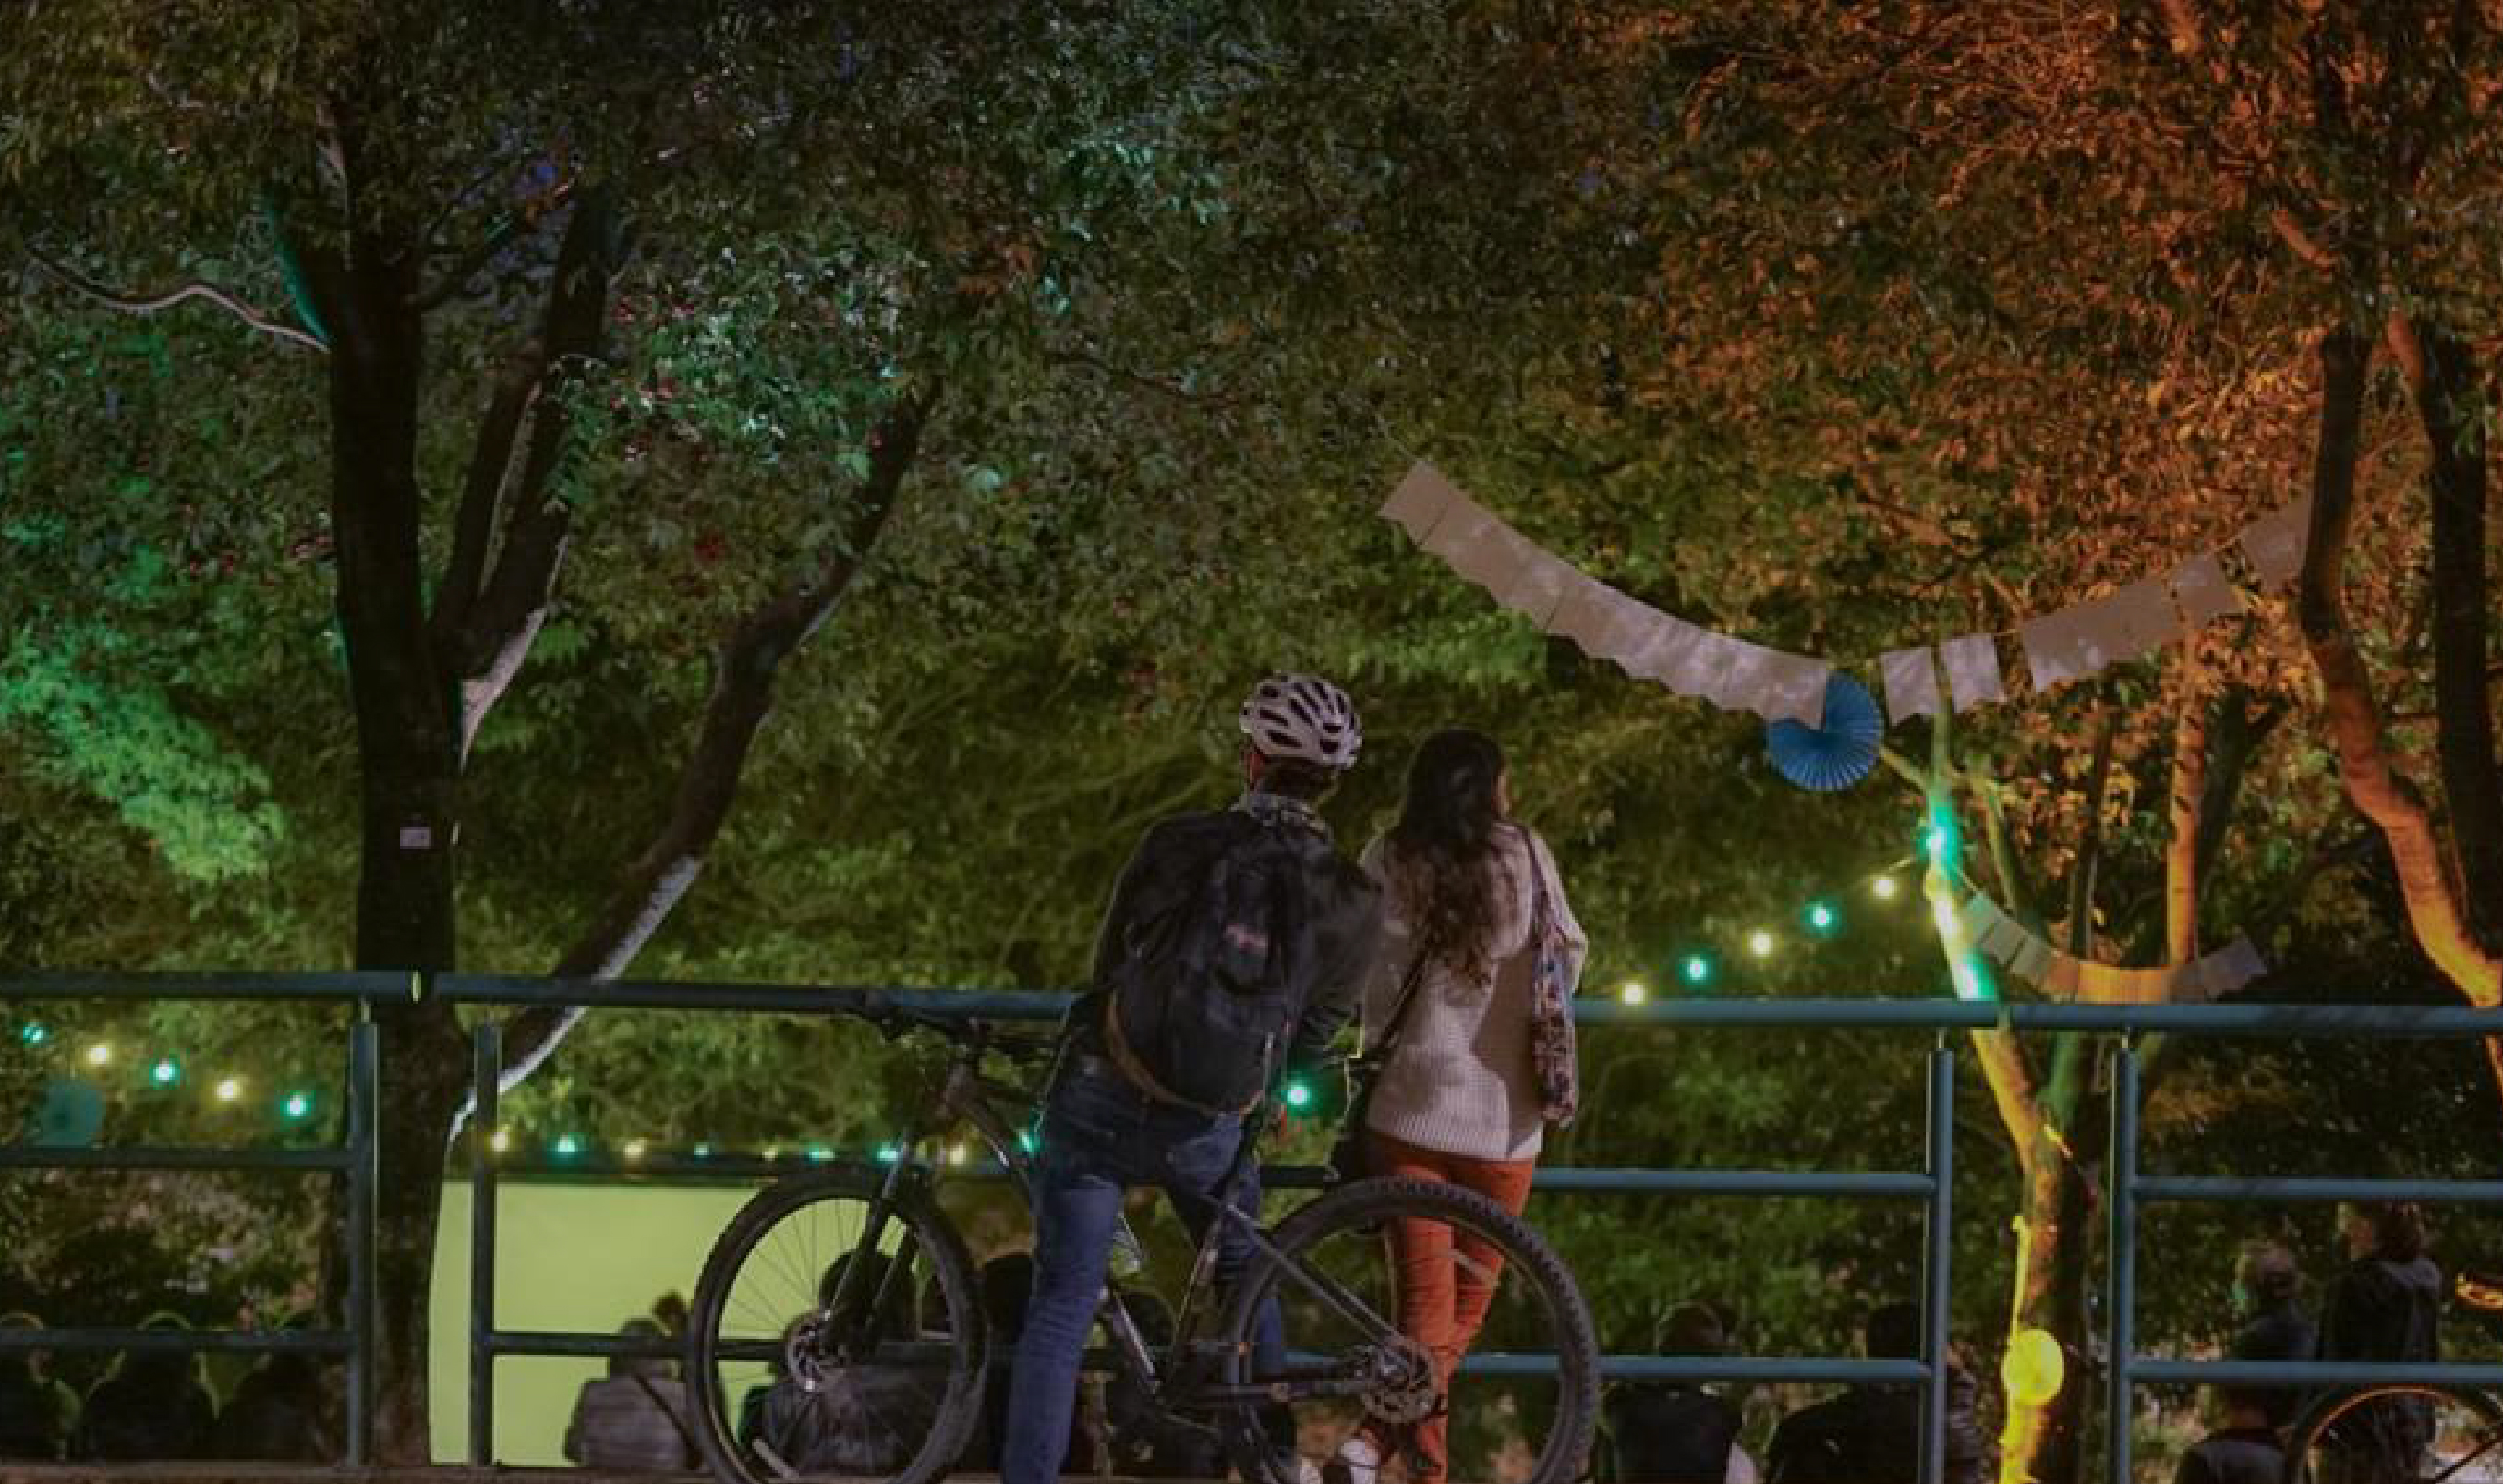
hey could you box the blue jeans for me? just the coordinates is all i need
[1000,1056,1286,1484]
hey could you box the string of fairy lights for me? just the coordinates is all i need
[10,841,1953,1163]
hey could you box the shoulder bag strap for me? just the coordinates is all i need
[630,1371,702,1466]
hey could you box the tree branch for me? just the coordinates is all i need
[2296,328,2503,1007]
[27,247,329,353]
[445,189,623,754]
[429,344,543,657]
[490,389,938,1087]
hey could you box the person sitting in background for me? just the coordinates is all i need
[2229,1240,2314,1430]
[563,1317,695,1471]
[213,1317,337,1463]
[2174,1384,2287,1484]
[1603,1301,1753,1484]
[73,1311,217,1460]
[0,1312,79,1461]
[1765,1303,1989,1484]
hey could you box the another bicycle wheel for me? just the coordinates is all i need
[689,1167,985,1484]
[2285,1383,2503,1484]
[1218,1176,1599,1484]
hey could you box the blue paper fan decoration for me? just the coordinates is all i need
[1766,672,1883,792]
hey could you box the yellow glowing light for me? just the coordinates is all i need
[2001,1326,2065,1407]
[1747,929,1776,959]
[489,1129,512,1154]
[1871,875,1901,900]
[1618,981,1649,1006]
[623,1139,647,1161]
[83,1043,113,1068]
[212,1077,245,1104]
[948,1143,970,1166]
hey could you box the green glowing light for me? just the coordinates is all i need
[692,1142,714,1158]
[150,1058,181,1087]
[19,1023,48,1045]
[1017,1130,1038,1154]
[553,1134,582,1157]
[1806,901,1839,935]
[1681,954,1712,986]
[805,1144,833,1163]
[875,1143,901,1164]
[1282,1080,1313,1111]
[281,1092,314,1121]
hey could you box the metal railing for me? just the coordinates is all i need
[0,972,409,1466]
[6,971,2501,1482]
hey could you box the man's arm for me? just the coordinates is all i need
[1286,864,1383,1072]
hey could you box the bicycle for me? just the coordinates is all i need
[2279,1271,2503,1484]
[685,998,1600,1484]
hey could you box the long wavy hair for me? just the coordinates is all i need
[1385,729,1509,981]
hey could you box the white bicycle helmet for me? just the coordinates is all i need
[1238,674,1362,772]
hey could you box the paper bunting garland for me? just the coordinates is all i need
[1380,460,2311,728]
[1952,887,2269,1003]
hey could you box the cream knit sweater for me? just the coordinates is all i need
[1357,826,1589,1162]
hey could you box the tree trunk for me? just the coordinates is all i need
[369,1002,468,1464]
[2295,328,2503,1011]
[2412,323,2503,949]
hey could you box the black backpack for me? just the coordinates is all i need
[1103,812,1313,1114]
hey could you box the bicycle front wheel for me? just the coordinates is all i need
[1218,1175,1599,1484]
[688,1167,985,1484]
[2285,1383,2503,1484]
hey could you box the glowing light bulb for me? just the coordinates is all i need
[806,1144,834,1163]
[1806,901,1838,935]
[1681,954,1712,986]
[1017,1130,1038,1155]
[1618,981,1649,1006]
[761,1145,781,1162]
[1282,1080,1313,1111]
[875,1143,901,1164]
[281,1092,314,1121]
[553,1134,582,1157]
[83,1043,112,1068]
[212,1077,244,1104]
[20,1023,49,1045]
[947,1142,969,1166]
[692,1142,713,1159]
[1871,875,1901,901]
[622,1139,647,1161]
[489,1129,512,1154]
[150,1058,180,1087]
[1747,930,1776,959]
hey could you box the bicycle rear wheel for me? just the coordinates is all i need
[1218,1176,1599,1484]
[2285,1383,2503,1484]
[689,1167,984,1484]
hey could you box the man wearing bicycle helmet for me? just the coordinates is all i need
[1002,674,1384,1484]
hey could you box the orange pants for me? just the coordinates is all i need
[1364,1129,1538,1484]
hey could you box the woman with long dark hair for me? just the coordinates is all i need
[1332,728,1588,1484]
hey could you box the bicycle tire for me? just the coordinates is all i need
[2284,1382,2503,1484]
[1216,1174,1600,1484]
[689,1166,985,1484]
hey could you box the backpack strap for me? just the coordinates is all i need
[629,1372,700,1467]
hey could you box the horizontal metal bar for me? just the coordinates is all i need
[1585,1357,1932,1384]
[0,1327,353,1356]
[1529,1167,1932,1197]
[1581,998,2503,1036]
[2134,1360,2503,1387]
[0,1145,351,1173]
[2137,1176,2503,1205]
[432,977,1070,1019]
[0,971,415,1003]
[485,1330,684,1361]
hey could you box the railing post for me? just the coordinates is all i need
[470,1021,502,1466]
[1919,1041,1954,1484]
[345,1017,378,1466]
[2107,1041,2140,1484]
